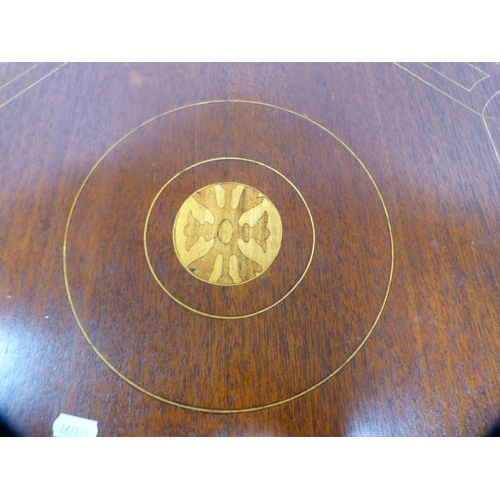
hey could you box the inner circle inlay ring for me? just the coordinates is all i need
[143,157,316,320]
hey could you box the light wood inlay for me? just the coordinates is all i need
[173,183,283,285]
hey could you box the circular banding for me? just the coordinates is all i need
[144,160,315,319]
[63,100,394,413]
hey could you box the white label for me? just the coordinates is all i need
[53,413,98,437]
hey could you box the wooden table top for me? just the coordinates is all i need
[1,62,499,436]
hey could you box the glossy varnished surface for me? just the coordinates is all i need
[1,63,499,435]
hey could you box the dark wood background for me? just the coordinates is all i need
[1,62,499,436]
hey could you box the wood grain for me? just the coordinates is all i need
[1,62,499,435]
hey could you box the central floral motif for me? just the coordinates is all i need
[174,183,282,285]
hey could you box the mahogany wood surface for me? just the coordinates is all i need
[1,62,499,436]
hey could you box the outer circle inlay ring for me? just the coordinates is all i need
[63,99,395,413]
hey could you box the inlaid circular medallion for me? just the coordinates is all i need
[173,183,282,286]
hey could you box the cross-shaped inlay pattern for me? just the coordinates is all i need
[173,183,283,285]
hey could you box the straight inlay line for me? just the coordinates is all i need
[393,62,484,117]
[0,62,41,91]
[394,62,500,167]
[0,62,69,111]
[419,62,490,92]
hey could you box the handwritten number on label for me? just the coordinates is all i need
[58,424,90,437]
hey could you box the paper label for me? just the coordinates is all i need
[53,413,98,437]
